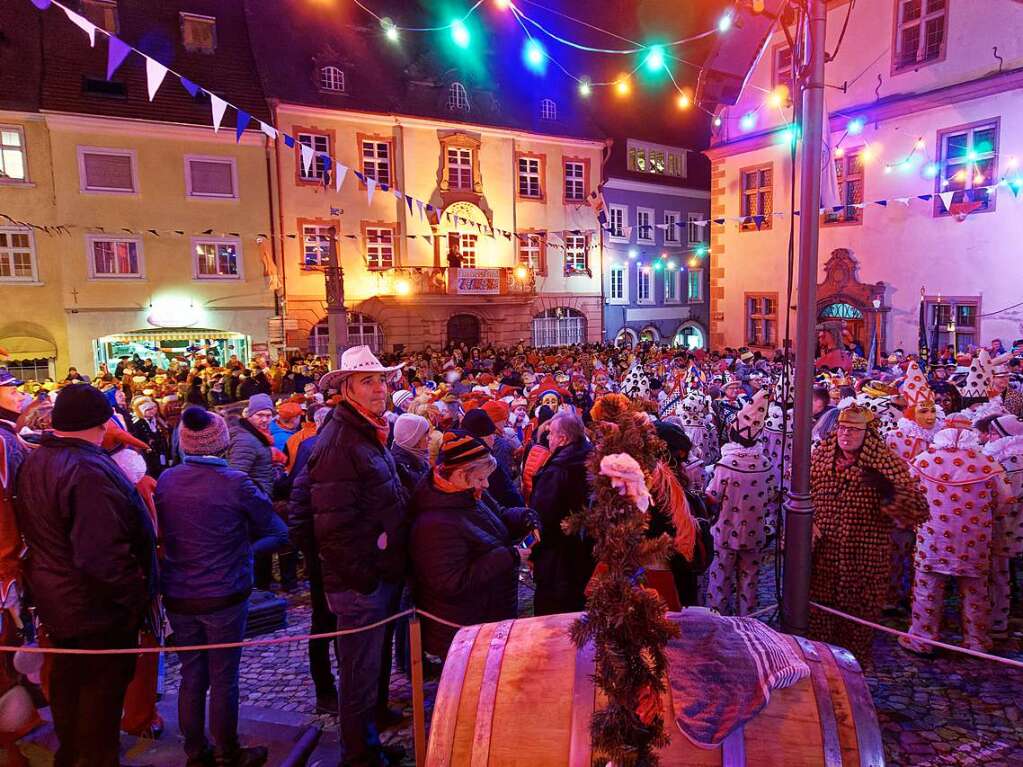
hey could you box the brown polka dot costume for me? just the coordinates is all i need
[808,427,929,659]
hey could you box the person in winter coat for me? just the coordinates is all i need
[15,384,157,767]
[269,402,303,453]
[409,433,536,656]
[130,395,172,477]
[530,411,595,615]
[980,414,1023,638]
[228,394,279,498]
[461,408,524,508]
[390,413,432,494]
[156,407,287,767]
[288,347,410,767]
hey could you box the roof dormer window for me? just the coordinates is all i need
[540,98,557,121]
[319,65,345,93]
[448,82,470,112]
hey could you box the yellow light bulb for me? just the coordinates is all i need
[677,93,691,110]
[954,169,966,182]
[615,77,631,96]
[767,85,788,108]
[395,278,411,296]
[514,265,528,280]
[861,146,873,162]
[835,147,845,158]
[915,139,926,151]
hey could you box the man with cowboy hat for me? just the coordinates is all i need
[289,346,408,767]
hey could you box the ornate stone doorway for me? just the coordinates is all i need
[816,249,887,361]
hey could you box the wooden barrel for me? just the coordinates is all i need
[426,612,884,767]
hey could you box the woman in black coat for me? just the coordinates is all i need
[409,433,536,657]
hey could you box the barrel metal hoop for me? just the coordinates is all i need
[470,619,515,767]
[569,640,596,767]
[796,637,843,767]
[428,623,482,767]
[827,644,886,767]
[722,724,746,767]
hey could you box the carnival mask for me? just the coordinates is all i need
[914,401,938,430]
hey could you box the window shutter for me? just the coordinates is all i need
[83,152,133,191]
[189,159,234,196]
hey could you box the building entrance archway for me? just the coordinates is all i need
[447,313,481,348]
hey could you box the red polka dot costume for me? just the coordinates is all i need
[981,415,1023,636]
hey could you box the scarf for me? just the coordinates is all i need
[433,467,483,500]
[346,399,389,447]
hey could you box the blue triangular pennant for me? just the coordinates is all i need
[283,134,295,149]
[713,218,725,225]
[30,0,51,10]
[235,110,251,142]
[106,36,132,80]
[405,195,414,215]
[875,199,888,207]
[753,215,765,229]
[917,194,933,202]
[320,154,332,172]
[181,77,200,97]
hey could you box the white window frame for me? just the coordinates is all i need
[517,156,542,199]
[687,212,706,244]
[0,125,28,184]
[347,312,384,352]
[540,98,557,121]
[361,139,391,186]
[180,12,217,54]
[564,235,587,273]
[0,227,38,283]
[297,133,330,182]
[936,120,999,216]
[302,224,333,267]
[666,151,687,178]
[532,308,586,347]
[608,204,628,242]
[637,266,653,304]
[608,263,627,304]
[893,0,947,71]
[636,207,655,244]
[450,233,478,269]
[319,65,346,93]
[365,226,396,270]
[77,146,138,195]
[86,235,144,280]
[192,236,242,280]
[688,268,705,303]
[517,233,545,275]
[184,154,238,199]
[663,210,680,244]
[447,147,473,190]
[448,82,470,111]
[664,269,681,304]
[564,160,585,202]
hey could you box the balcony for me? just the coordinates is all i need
[380,267,536,299]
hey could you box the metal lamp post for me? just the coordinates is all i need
[323,225,349,367]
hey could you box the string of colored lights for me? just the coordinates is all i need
[351,0,486,34]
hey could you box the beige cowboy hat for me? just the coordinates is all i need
[318,345,404,393]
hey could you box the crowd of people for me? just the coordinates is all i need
[0,335,1021,767]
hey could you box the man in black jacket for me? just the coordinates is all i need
[291,347,408,767]
[15,384,157,767]
[530,410,596,615]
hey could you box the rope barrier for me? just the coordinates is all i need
[808,601,1023,671]
[0,608,466,656]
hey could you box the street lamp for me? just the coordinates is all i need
[872,298,881,367]
[947,319,958,352]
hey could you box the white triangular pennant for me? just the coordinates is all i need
[894,197,910,206]
[62,6,97,46]
[145,57,168,101]
[393,188,403,200]
[300,144,314,175]
[938,191,955,211]
[416,200,425,221]
[334,163,348,192]
[210,94,228,132]
[259,121,278,141]
[366,178,377,204]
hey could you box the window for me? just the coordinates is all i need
[319,65,345,93]
[302,224,333,267]
[0,228,36,282]
[532,307,586,347]
[5,358,51,383]
[688,268,704,303]
[609,264,626,303]
[193,238,240,279]
[666,152,686,177]
[348,312,384,352]
[628,146,646,172]
[746,293,778,347]
[664,211,680,243]
[608,205,628,240]
[740,164,773,230]
[180,12,217,54]
[664,269,680,303]
[540,98,557,121]
[637,267,653,304]
[648,150,665,174]
[937,120,998,214]
[365,226,395,270]
[824,149,864,224]
[564,160,586,202]
[773,45,794,97]
[564,235,588,273]
[185,156,237,198]
[448,82,470,112]
[448,233,477,269]
[687,212,706,244]
[0,126,26,181]
[517,155,543,199]
[926,296,980,352]
[894,0,947,71]
[361,139,391,186]
[297,133,330,182]
[636,208,654,243]
[81,0,118,33]
[78,147,136,193]
[447,147,473,190]
[517,233,546,275]
[88,236,142,278]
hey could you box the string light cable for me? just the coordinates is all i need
[352,0,486,32]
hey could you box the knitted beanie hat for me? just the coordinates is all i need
[393,413,431,451]
[438,431,491,467]
[461,408,497,438]
[481,399,510,425]
[179,406,231,456]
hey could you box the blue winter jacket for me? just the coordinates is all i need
[155,456,287,608]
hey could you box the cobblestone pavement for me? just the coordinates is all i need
[159,567,1023,766]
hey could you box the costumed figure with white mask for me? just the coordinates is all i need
[960,350,1012,424]
[762,363,795,494]
[675,383,719,466]
[900,416,1013,654]
[704,390,777,616]
[981,414,1023,639]
[713,374,745,445]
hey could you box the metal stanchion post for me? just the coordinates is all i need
[409,613,427,766]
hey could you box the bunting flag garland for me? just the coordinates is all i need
[334,164,348,193]
[235,110,252,142]
[366,178,377,205]
[299,144,314,175]
[106,36,132,80]
[145,57,168,101]
[210,94,228,132]
[62,5,96,46]
[938,191,955,212]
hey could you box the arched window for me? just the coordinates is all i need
[447,82,470,112]
[319,65,345,92]
[614,328,638,348]
[540,98,557,121]
[309,313,384,356]
[532,307,586,348]
[640,326,661,343]
[673,321,706,351]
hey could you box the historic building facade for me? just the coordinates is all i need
[706,0,1023,355]
[601,138,711,349]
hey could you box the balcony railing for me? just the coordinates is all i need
[384,267,535,297]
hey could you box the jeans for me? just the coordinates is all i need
[50,630,138,767]
[167,600,249,761]
[328,581,402,759]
